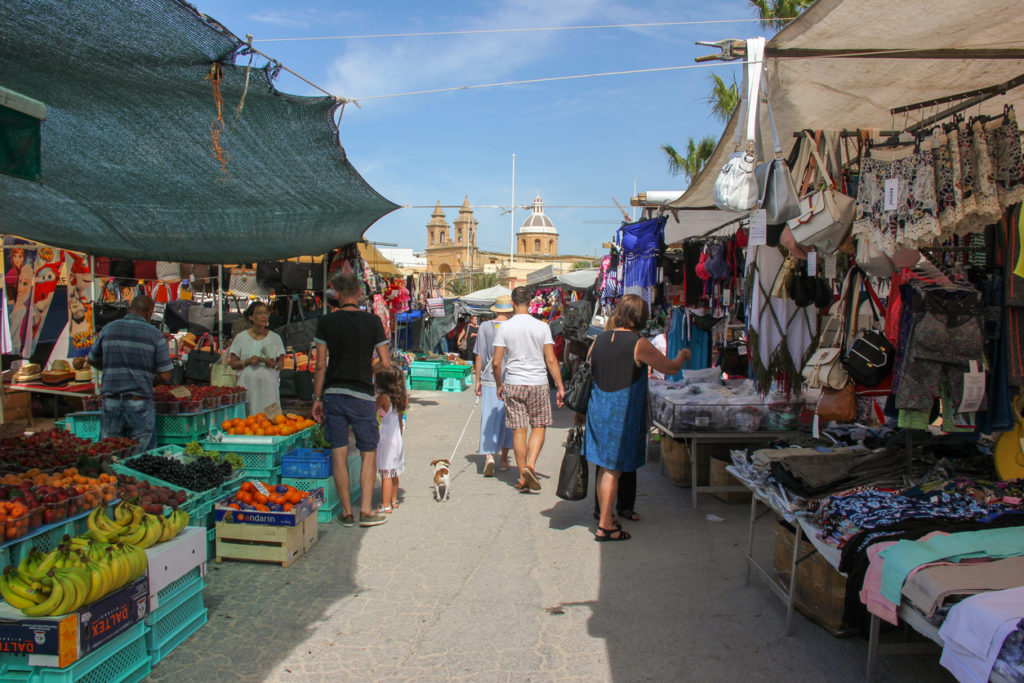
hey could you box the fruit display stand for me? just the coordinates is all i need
[61,402,246,447]
[0,499,120,568]
[213,488,324,568]
[200,429,312,484]
[111,446,242,515]
[280,449,362,523]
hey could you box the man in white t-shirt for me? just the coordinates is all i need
[493,286,565,493]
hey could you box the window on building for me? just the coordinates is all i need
[457,229,462,242]
[534,238,541,251]
[548,239,554,252]
[430,232,435,245]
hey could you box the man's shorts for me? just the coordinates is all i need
[323,394,379,452]
[503,384,552,430]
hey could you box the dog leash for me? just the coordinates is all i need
[445,395,480,481]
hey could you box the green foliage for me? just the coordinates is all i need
[749,0,813,30]
[182,440,242,469]
[704,73,739,124]
[662,136,718,184]
[310,424,331,450]
[444,278,471,296]
[572,260,596,271]
[471,272,502,291]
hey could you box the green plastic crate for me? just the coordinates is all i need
[410,360,442,378]
[151,566,204,612]
[442,376,470,392]
[410,377,440,391]
[111,447,219,504]
[63,411,101,441]
[206,527,215,562]
[29,621,150,683]
[199,432,302,470]
[236,467,280,486]
[155,411,211,441]
[317,500,342,523]
[438,363,472,378]
[146,590,207,666]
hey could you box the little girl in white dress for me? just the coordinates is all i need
[375,367,407,514]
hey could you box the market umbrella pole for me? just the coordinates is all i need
[217,265,223,353]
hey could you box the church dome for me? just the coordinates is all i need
[518,194,558,235]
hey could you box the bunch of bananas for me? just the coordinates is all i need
[0,537,147,616]
[85,501,189,549]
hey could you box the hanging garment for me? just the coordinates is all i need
[986,107,1024,209]
[619,217,665,309]
[939,586,1024,683]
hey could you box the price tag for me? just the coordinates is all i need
[807,251,818,276]
[264,402,283,421]
[722,289,732,306]
[884,178,899,211]
[169,386,192,399]
[812,414,821,439]
[306,275,313,290]
[748,209,767,246]
[958,360,986,414]
[252,481,270,497]
[824,254,837,279]
[737,345,747,356]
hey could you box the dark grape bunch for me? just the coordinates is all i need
[126,454,233,492]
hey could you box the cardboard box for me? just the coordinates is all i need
[772,521,853,637]
[145,526,207,610]
[213,487,324,527]
[0,575,148,668]
[3,390,33,426]
[659,433,708,488]
[709,457,751,504]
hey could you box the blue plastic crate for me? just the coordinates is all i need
[410,360,442,378]
[63,411,102,441]
[29,621,150,683]
[281,448,332,478]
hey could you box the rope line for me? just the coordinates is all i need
[254,18,787,43]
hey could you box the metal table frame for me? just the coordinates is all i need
[653,420,789,508]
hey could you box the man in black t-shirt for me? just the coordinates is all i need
[312,274,391,528]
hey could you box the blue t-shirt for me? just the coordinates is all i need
[88,314,173,398]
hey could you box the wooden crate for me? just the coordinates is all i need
[658,432,708,488]
[3,390,33,427]
[214,514,318,567]
[709,457,751,504]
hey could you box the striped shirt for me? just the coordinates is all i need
[88,314,173,399]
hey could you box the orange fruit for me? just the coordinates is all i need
[273,414,286,425]
[255,428,265,436]
[221,420,232,430]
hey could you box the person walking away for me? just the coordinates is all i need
[492,286,565,492]
[374,366,407,514]
[585,295,689,541]
[474,296,514,476]
[228,301,286,415]
[312,274,391,528]
[88,295,172,452]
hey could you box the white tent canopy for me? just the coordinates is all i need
[671,0,1024,209]
[460,285,511,304]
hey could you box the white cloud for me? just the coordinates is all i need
[323,0,629,102]
[245,10,313,29]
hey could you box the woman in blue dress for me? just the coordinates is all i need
[585,295,688,541]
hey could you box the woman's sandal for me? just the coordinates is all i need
[375,504,393,514]
[619,509,640,522]
[594,526,631,542]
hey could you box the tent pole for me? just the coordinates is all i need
[0,236,5,426]
[89,255,98,396]
[217,265,223,352]
[322,257,328,315]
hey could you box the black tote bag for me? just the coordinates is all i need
[556,425,588,501]
[563,359,593,414]
[184,334,219,383]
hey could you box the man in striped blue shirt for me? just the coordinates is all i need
[88,295,173,451]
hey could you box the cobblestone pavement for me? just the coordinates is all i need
[143,389,950,682]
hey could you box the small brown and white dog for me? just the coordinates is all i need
[430,458,451,502]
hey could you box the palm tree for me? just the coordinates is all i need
[471,272,501,291]
[662,136,718,184]
[704,73,739,124]
[749,0,812,30]
[444,278,470,296]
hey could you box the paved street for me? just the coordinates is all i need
[144,389,950,682]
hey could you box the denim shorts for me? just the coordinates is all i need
[323,394,379,452]
[101,398,156,452]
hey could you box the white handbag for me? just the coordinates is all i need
[856,237,895,278]
[156,261,182,282]
[801,269,856,390]
[713,38,765,212]
[787,134,856,254]
[755,85,801,225]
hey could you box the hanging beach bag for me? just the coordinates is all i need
[209,353,237,388]
[94,281,128,332]
[841,278,894,387]
[229,268,272,298]
[555,424,588,502]
[802,269,857,390]
[167,338,186,385]
[787,133,856,254]
[184,334,219,383]
[713,38,765,212]
[156,261,181,282]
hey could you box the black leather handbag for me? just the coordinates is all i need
[184,334,219,383]
[279,351,315,401]
[840,278,893,387]
[563,358,593,414]
[555,424,588,501]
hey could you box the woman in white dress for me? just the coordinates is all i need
[228,301,286,415]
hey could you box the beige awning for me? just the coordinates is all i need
[671,0,1024,209]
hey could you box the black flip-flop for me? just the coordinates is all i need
[595,526,631,542]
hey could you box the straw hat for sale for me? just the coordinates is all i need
[491,295,513,313]
[14,363,42,383]
[72,366,94,383]
[42,360,75,385]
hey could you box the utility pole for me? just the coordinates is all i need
[509,153,515,268]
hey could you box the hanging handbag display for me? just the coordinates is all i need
[273,296,320,351]
[713,38,765,212]
[856,235,896,278]
[229,268,272,298]
[163,300,193,332]
[184,334,219,383]
[93,281,128,332]
[280,261,312,292]
[167,338,186,385]
[156,261,182,282]
[787,133,856,254]
[555,424,588,502]
[816,381,858,423]
[755,88,801,225]
[133,260,158,281]
[802,269,857,390]
[841,277,894,388]
[256,261,283,290]
[187,303,217,336]
[563,356,594,414]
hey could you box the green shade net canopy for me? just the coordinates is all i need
[0,0,397,263]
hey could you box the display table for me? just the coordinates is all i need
[653,420,789,508]
[3,380,96,421]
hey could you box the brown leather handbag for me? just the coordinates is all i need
[815,382,857,423]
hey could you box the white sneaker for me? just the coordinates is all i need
[483,456,495,477]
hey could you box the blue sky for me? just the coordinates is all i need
[195,0,767,258]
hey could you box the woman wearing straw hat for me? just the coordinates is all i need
[473,295,514,476]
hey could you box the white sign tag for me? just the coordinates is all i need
[824,254,837,279]
[884,178,899,211]
[722,289,732,306]
[812,414,821,439]
[807,251,818,276]
[958,360,986,414]
[306,275,313,290]
[748,210,767,246]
